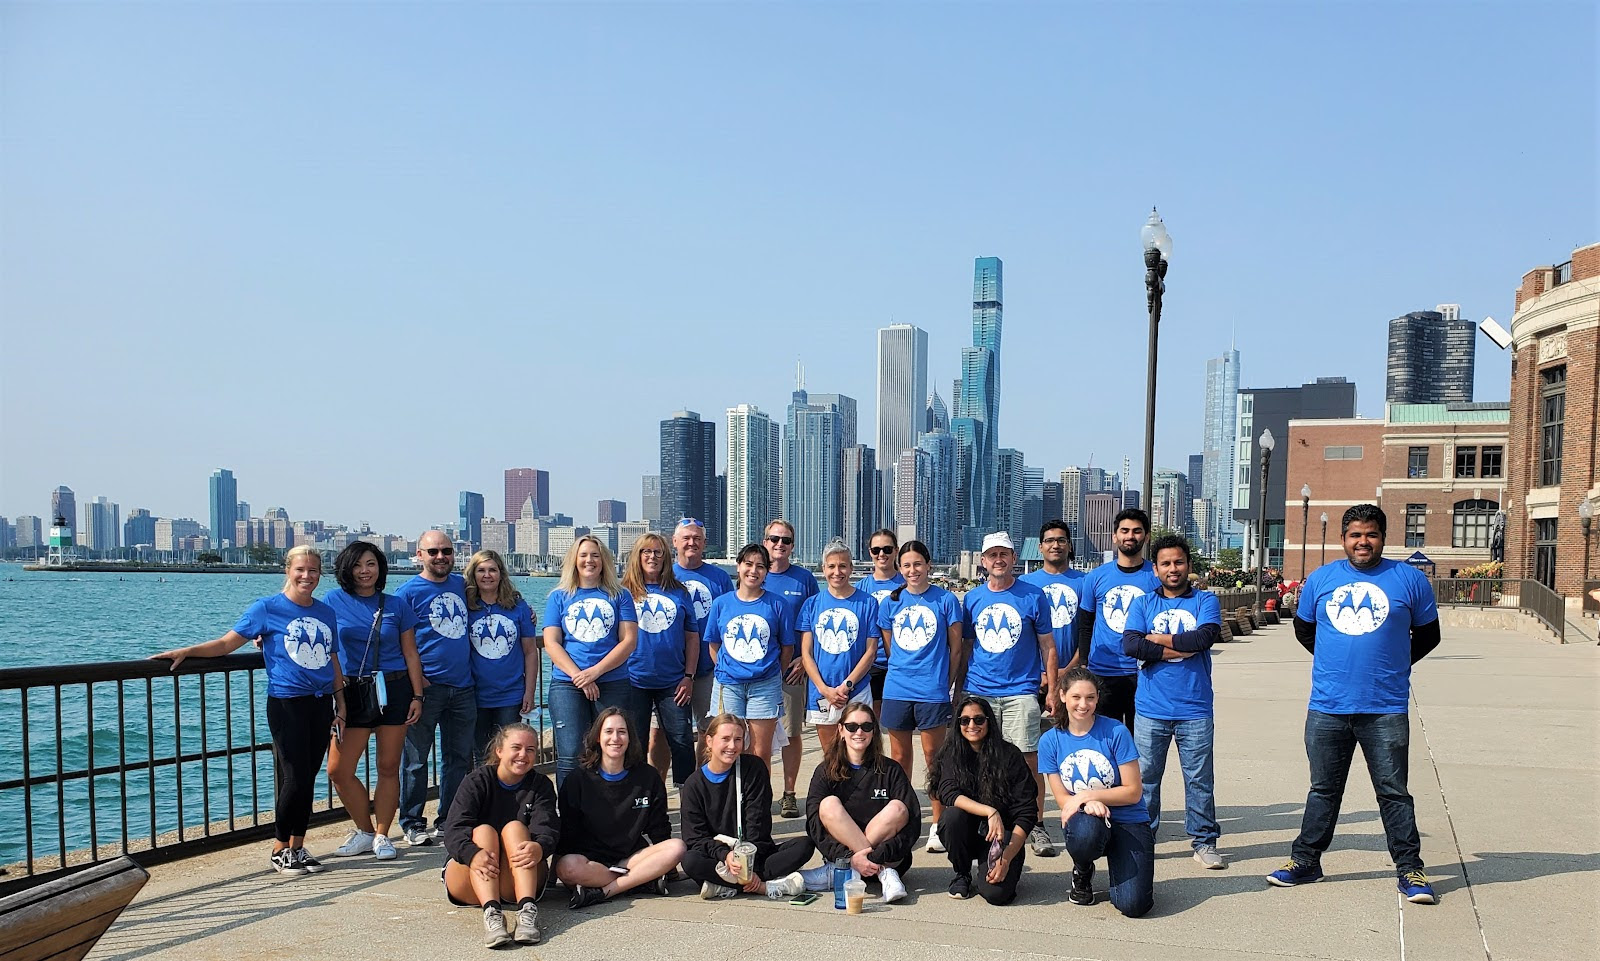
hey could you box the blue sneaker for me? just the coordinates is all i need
[1398,871,1436,904]
[1266,859,1324,887]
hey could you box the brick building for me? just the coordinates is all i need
[1505,242,1599,596]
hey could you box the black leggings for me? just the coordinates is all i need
[267,695,333,843]
[940,808,1026,905]
[683,836,815,891]
[1097,674,1138,731]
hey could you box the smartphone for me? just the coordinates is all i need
[789,892,819,906]
[608,865,630,875]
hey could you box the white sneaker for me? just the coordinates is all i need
[1193,844,1227,869]
[699,881,738,900]
[799,864,833,892]
[878,866,907,904]
[334,830,375,857]
[765,871,805,900]
[926,824,945,853]
[372,834,397,860]
[482,906,512,949]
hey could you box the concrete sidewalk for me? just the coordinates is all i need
[87,625,1599,961]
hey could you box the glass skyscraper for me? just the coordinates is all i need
[726,404,781,551]
[209,469,237,550]
[1201,348,1241,552]
[917,430,957,561]
[660,410,719,548]
[875,324,928,525]
[1386,305,1475,404]
[840,445,879,558]
[458,491,485,549]
[954,256,1003,549]
[784,390,844,564]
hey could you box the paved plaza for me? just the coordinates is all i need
[86,623,1599,961]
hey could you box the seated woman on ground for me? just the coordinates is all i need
[801,702,920,904]
[1040,667,1153,918]
[556,708,687,909]
[441,722,559,949]
[679,713,810,900]
[929,695,1038,905]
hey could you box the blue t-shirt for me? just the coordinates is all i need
[877,585,963,702]
[1298,558,1439,714]
[763,564,820,641]
[1037,716,1148,824]
[467,598,539,709]
[1126,588,1222,720]
[856,574,906,668]
[323,589,422,676]
[544,587,638,684]
[393,573,472,687]
[1020,568,1088,670]
[1080,561,1160,677]
[962,580,1050,698]
[233,593,339,698]
[798,589,880,706]
[676,562,734,678]
[627,583,701,688]
[703,590,790,684]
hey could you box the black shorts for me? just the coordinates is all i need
[346,671,412,728]
[869,665,888,701]
[442,858,551,905]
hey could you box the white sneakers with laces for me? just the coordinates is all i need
[334,830,375,857]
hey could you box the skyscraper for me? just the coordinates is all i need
[726,404,782,550]
[917,431,957,561]
[458,491,485,549]
[124,507,156,549]
[1201,348,1242,552]
[1386,304,1476,404]
[597,499,626,524]
[84,496,120,553]
[1042,481,1063,528]
[996,448,1026,545]
[894,447,933,548]
[840,445,880,558]
[641,475,661,528]
[660,410,717,540]
[209,469,237,550]
[50,486,76,530]
[954,257,1004,551]
[15,515,43,551]
[807,394,858,449]
[504,469,550,521]
[784,390,844,564]
[925,389,949,433]
[875,324,928,522]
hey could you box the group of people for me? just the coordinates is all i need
[154,499,1444,945]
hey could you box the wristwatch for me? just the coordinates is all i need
[842,678,855,692]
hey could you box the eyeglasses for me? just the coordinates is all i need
[638,548,665,557]
[676,518,705,529]
[1041,536,1069,545]
[869,545,896,556]
[766,535,794,546]
[841,721,876,733]
[424,547,455,557]
[958,715,989,728]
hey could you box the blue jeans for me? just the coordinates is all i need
[474,704,525,765]
[548,678,632,788]
[1133,714,1219,847]
[628,685,696,786]
[400,682,476,833]
[1292,710,1422,874]
[1063,812,1154,918]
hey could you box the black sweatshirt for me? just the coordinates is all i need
[804,758,923,865]
[442,764,560,866]
[557,764,671,864]
[680,755,775,864]
[932,740,1037,835]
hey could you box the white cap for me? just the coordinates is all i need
[981,531,1015,554]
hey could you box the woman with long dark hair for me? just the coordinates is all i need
[800,702,919,904]
[928,695,1037,904]
[555,708,686,909]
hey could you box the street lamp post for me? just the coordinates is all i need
[1300,484,1312,580]
[1320,511,1329,567]
[1140,208,1172,511]
[1581,500,1594,588]
[1256,428,1276,617]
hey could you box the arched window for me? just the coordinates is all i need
[1451,499,1499,549]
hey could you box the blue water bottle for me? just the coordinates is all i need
[832,859,852,910]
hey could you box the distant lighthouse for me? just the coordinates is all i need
[46,514,74,567]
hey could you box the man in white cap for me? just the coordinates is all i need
[955,531,1060,856]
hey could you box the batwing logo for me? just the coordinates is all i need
[721,614,771,664]
[283,616,333,670]
[683,580,713,621]
[1060,749,1116,794]
[470,613,518,659]
[974,602,1023,654]
[1151,609,1198,634]
[814,608,859,655]
[1325,582,1390,635]
[1102,585,1145,634]
[638,593,679,634]
[1042,583,1080,629]
[871,589,893,603]
[893,607,937,652]
[429,592,468,639]
[563,598,617,644]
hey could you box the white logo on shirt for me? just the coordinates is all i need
[721,614,771,663]
[1041,583,1080,629]
[429,592,468,639]
[1325,582,1391,635]
[1151,609,1198,634]
[283,616,333,669]
[638,593,679,634]
[470,613,518,659]
[1102,585,1145,634]
[973,602,1023,654]
[563,597,617,644]
[871,588,893,603]
[892,607,939,652]
[683,579,713,621]
[814,608,859,655]
[1060,749,1116,794]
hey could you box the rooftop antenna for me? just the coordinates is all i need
[795,360,805,391]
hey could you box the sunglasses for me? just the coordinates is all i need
[869,545,896,556]
[766,535,794,546]
[841,721,876,733]
[958,715,989,728]
[677,518,705,529]
[424,547,455,557]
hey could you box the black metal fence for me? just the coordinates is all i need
[1430,578,1565,642]
[0,653,549,894]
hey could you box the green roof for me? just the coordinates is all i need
[1387,403,1510,424]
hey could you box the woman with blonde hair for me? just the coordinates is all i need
[464,549,539,760]
[620,532,700,786]
[543,535,638,786]
[154,545,346,876]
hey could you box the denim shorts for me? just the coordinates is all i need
[710,673,784,720]
[880,697,953,732]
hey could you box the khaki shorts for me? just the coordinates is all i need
[984,693,1042,753]
[780,681,806,738]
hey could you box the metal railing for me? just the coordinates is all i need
[1431,578,1566,641]
[0,654,550,894]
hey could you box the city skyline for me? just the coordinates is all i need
[4,4,1585,532]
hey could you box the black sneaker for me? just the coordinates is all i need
[1069,864,1095,905]
[270,848,307,876]
[569,885,608,910]
[292,848,327,874]
[948,874,974,899]
[779,792,800,818]
[652,874,671,896]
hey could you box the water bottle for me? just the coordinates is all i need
[832,858,853,909]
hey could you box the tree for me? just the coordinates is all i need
[247,543,282,566]
[196,552,224,564]
[1217,547,1242,569]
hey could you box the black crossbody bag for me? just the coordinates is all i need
[343,595,386,724]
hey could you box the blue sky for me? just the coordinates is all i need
[2,2,1593,534]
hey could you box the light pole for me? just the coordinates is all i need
[1256,428,1275,616]
[1140,208,1172,511]
[1320,511,1329,567]
[1300,484,1311,580]
[1581,500,1594,588]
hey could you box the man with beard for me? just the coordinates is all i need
[396,530,475,846]
[1073,509,1158,729]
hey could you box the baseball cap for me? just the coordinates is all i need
[981,532,1015,553]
